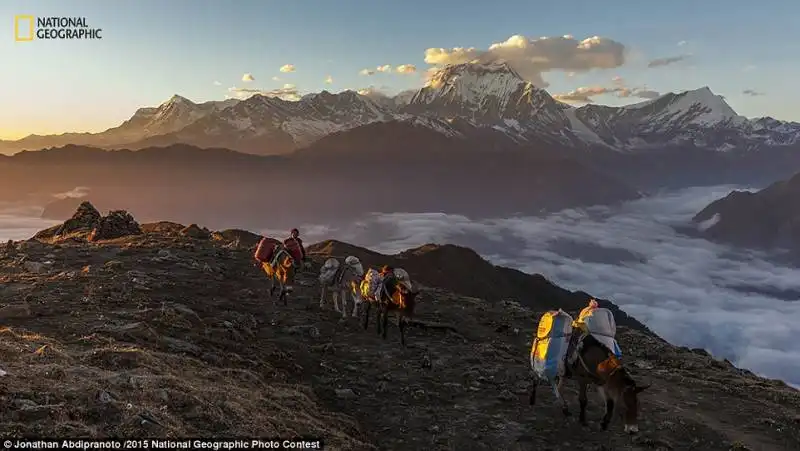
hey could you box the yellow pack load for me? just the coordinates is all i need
[530,309,574,381]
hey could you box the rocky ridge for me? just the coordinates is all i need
[0,204,798,450]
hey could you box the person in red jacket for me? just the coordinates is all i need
[284,228,307,263]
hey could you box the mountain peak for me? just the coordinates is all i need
[424,61,525,89]
[163,94,194,106]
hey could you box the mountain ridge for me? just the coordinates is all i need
[3,63,799,156]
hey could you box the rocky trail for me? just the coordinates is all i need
[0,211,798,450]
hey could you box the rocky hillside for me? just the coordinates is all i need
[1,205,798,450]
[693,172,800,260]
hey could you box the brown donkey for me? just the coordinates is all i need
[530,334,650,433]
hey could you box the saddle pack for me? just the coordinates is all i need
[572,305,622,359]
[254,237,282,263]
[359,268,384,302]
[319,259,341,285]
[531,309,574,382]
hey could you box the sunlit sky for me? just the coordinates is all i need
[1,0,798,140]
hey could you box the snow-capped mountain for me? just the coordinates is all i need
[2,62,799,156]
[403,62,572,140]
[107,95,240,142]
[128,90,396,154]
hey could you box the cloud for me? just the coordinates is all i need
[743,65,757,72]
[53,186,90,200]
[279,64,296,73]
[617,87,661,100]
[227,85,301,101]
[647,55,690,68]
[356,86,390,99]
[376,65,392,73]
[289,185,800,388]
[677,40,688,46]
[0,204,61,242]
[325,75,333,84]
[553,83,660,103]
[359,69,375,76]
[566,72,577,78]
[241,73,255,82]
[395,64,417,74]
[554,86,622,103]
[213,80,222,86]
[423,34,627,87]
[743,89,765,96]
[272,76,281,81]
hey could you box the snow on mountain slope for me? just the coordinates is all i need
[571,87,800,150]
[403,62,581,145]
[124,90,398,154]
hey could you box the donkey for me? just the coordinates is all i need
[260,246,298,306]
[318,256,365,318]
[529,334,650,433]
[358,268,420,347]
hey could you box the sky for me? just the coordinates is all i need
[1,0,799,139]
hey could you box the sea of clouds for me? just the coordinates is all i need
[2,186,799,388]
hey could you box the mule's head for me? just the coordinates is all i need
[344,256,365,278]
[608,368,650,434]
[390,279,419,314]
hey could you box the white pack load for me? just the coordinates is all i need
[319,258,340,284]
[578,306,622,358]
[531,309,574,382]
[343,256,364,279]
[359,268,383,301]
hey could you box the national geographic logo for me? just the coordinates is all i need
[14,16,103,42]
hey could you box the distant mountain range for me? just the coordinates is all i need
[3,62,800,157]
[0,140,640,230]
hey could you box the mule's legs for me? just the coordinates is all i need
[578,381,589,426]
[332,290,341,313]
[338,290,348,318]
[363,303,371,330]
[529,377,539,405]
[398,314,406,347]
[319,286,326,308]
[598,386,614,431]
[553,377,571,417]
[380,307,389,340]
[351,294,360,318]
[376,305,383,336]
[269,278,278,303]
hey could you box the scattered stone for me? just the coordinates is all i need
[335,388,356,399]
[497,390,516,402]
[22,261,45,273]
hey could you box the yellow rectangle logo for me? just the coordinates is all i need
[14,15,35,41]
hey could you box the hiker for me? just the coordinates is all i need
[283,228,308,267]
